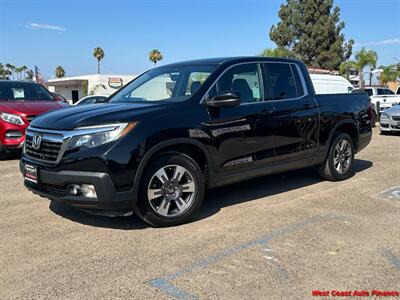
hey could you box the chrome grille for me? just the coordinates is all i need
[25,134,63,163]
[391,115,400,121]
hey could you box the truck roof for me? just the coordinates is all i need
[164,56,300,67]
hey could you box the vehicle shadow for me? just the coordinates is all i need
[195,159,373,221]
[49,159,372,229]
[0,151,22,161]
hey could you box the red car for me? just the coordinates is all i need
[0,80,68,158]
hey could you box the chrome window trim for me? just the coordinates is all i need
[200,61,309,105]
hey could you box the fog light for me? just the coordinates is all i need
[69,184,81,195]
[81,184,97,198]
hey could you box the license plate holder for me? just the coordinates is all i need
[24,164,38,183]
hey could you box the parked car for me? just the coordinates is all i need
[51,92,69,104]
[352,86,400,114]
[20,57,372,227]
[380,104,400,134]
[396,86,400,95]
[74,95,108,105]
[0,80,68,159]
[310,74,353,94]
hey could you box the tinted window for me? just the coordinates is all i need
[0,81,54,101]
[364,88,373,96]
[384,89,394,95]
[377,89,385,95]
[185,72,212,96]
[208,63,263,103]
[265,63,302,100]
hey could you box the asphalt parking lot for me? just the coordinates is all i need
[0,127,399,299]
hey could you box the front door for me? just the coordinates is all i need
[205,63,275,173]
[263,62,319,166]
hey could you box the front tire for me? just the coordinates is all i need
[318,133,355,181]
[137,153,205,227]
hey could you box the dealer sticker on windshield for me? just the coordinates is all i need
[24,164,38,183]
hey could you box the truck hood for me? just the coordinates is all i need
[0,100,66,116]
[30,102,168,130]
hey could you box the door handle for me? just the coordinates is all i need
[303,103,317,109]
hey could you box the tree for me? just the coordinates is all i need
[93,47,105,74]
[341,47,378,88]
[21,65,28,79]
[0,63,12,79]
[269,0,354,70]
[149,49,163,67]
[5,64,15,79]
[259,47,294,58]
[26,69,34,80]
[15,67,23,80]
[55,66,66,78]
[378,65,399,86]
[339,61,357,80]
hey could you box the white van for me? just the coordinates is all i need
[310,74,354,94]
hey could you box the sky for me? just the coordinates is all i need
[0,0,399,79]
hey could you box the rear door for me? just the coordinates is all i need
[263,62,319,167]
[204,62,275,172]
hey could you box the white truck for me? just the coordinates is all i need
[352,86,400,114]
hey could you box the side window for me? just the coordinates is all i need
[265,63,302,100]
[208,63,263,103]
[377,89,385,95]
[365,88,373,96]
[185,72,211,95]
[384,89,394,95]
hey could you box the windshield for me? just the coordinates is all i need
[109,65,215,103]
[0,81,54,101]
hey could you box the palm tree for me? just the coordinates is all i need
[15,67,23,80]
[5,64,15,80]
[148,49,163,67]
[378,65,399,86]
[21,65,28,79]
[93,47,105,74]
[55,66,66,78]
[354,47,378,88]
[339,61,357,80]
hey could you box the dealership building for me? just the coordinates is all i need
[46,74,135,103]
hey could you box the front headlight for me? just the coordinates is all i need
[67,122,137,150]
[380,113,390,120]
[0,112,24,125]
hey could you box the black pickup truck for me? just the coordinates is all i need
[20,57,372,227]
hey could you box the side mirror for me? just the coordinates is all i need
[206,91,241,108]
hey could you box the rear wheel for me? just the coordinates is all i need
[318,133,355,181]
[137,153,205,227]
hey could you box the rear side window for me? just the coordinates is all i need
[377,89,385,95]
[384,89,394,95]
[265,63,304,100]
[364,88,373,96]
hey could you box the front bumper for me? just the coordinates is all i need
[20,161,136,212]
[380,119,400,132]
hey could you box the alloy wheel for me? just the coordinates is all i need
[333,139,352,174]
[147,164,196,217]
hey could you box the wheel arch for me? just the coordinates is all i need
[132,138,213,203]
[328,119,360,153]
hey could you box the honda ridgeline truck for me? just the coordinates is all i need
[20,57,373,227]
